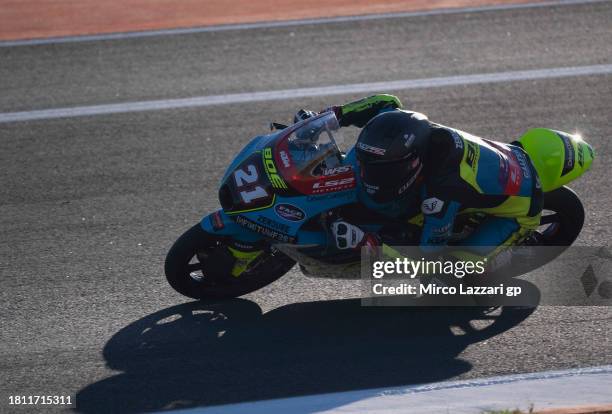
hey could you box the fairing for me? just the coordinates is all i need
[210,112,359,245]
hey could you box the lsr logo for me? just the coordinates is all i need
[311,177,355,194]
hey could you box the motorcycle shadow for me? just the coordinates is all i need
[75,298,536,413]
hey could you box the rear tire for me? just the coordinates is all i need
[165,224,296,300]
[539,186,584,246]
[509,186,585,274]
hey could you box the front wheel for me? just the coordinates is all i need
[165,224,296,300]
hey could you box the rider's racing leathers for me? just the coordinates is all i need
[335,94,544,261]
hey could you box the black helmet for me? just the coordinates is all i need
[355,110,430,203]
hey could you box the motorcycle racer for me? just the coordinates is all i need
[301,94,545,263]
[166,91,594,299]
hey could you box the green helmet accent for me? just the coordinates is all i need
[518,128,595,192]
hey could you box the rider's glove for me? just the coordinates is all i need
[331,220,380,253]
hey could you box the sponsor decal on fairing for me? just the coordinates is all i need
[274,203,305,222]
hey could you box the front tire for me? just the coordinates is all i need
[165,224,295,300]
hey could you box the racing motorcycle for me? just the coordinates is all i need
[165,111,595,299]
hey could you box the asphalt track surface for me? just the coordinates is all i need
[1,2,611,413]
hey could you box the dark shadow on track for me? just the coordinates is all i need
[75,299,535,413]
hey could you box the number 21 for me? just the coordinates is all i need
[234,165,268,203]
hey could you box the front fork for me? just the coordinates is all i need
[226,246,263,277]
[200,209,333,276]
[200,209,266,277]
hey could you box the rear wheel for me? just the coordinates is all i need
[537,186,584,246]
[165,224,296,300]
[510,186,585,274]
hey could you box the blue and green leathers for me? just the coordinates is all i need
[338,94,544,259]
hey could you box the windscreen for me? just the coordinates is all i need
[283,112,343,178]
[274,112,355,195]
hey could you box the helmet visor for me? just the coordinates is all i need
[360,154,422,203]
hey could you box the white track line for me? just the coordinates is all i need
[0,0,608,47]
[161,365,612,414]
[1,64,612,124]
